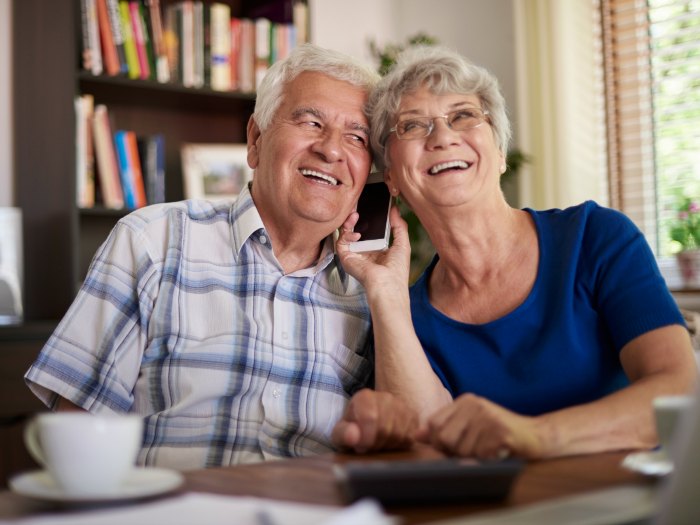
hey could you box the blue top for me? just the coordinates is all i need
[410,201,683,416]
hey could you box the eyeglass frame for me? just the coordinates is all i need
[388,108,491,140]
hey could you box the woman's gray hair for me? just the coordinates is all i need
[368,45,512,170]
[254,43,380,131]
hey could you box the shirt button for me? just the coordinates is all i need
[259,235,267,244]
[281,332,288,340]
[272,388,281,398]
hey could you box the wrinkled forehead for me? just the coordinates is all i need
[395,88,482,116]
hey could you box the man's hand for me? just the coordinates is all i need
[332,389,417,453]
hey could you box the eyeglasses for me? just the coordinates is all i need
[389,108,490,140]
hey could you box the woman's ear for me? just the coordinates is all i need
[384,169,399,196]
[246,115,261,169]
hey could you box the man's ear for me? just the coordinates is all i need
[246,115,261,169]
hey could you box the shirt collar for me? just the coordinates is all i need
[229,184,338,275]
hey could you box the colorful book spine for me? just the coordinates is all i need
[114,130,137,208]
[92,105,124,209]
[75,95,96,208]
[118,0,141,79]
[138,1,158,81]
[126,131,148,208]
[138,134,166,204]
[129,1,150,79]
[229,17,241,91]
[254,18,271,90]
[192,1,205,88]
[237,18,255,93]
[80,0,103,75]
[210,3,231,91]
[95,0,121,75]
[146,0,170,83]
[106,0,128,73]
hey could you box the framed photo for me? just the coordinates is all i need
[181,143,253,201]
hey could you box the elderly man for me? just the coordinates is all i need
[25,44,412,470]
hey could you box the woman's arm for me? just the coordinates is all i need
[337,207,452,421]
[419,324,698,459]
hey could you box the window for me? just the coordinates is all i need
[599,0,700,256]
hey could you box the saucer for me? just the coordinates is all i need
[621,450,673,476]
[9,467,184,503]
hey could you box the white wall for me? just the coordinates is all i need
[0,0,12,206]
[309,0,519,201]
[309,0,517,134]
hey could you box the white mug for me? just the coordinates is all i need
[653,395,695,456]
[24,412,143,496]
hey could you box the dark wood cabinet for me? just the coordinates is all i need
[0,323,55,487]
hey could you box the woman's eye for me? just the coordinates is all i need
[401,120,423,132]
[452,110,476,122]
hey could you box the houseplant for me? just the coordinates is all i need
[670,196,700,287]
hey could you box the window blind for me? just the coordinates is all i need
[599,0,700,255]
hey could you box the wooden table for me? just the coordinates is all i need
[0,447,657,524]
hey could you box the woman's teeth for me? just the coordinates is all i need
[429,160,470,175]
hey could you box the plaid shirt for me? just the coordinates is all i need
[25,186,373,469]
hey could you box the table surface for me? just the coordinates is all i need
[0,446,657,524]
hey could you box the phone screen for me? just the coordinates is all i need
[354,182,391,240]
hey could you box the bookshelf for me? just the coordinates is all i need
[13,0,306,321]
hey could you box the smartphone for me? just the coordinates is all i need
[349,172,392,252]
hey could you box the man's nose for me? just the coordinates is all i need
[312,129,344,162]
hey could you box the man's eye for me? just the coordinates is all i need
[300,120,322,129]
[347,134,367,146]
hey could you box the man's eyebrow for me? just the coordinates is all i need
[349,122,371,137]
[291,107,324,120]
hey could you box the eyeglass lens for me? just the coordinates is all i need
[394,109,487,139]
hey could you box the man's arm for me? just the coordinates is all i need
[55,396,86,412]
[331,389,418,453]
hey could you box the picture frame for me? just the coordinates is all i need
[181,143,253,201]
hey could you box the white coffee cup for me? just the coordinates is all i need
[24,412,143,496]
[653,395,695,456]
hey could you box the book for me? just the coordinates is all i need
[106,0,128,73]
[293,1,308,45]
[138,1,158,81]
[129,1,150,79]
[92,105,124,209]
[145,0,170,83]
[179,1,195,87]
[75,95,96,208]
[163,4,180,83]
[114,130,147,209]
[210,3,231,91]
[229,17,241,91]
[254,18,271,89]
[237,18,255,93]
[137,134,166,204]
[80,0,103,75]
[125,131,148,208]
[95,0,121,75]
[118,0,141,79]
[192,1,205,88]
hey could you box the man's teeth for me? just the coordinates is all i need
[429,160,470,175]
[300,169,339,186]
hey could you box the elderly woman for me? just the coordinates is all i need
[336,46,697,460]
